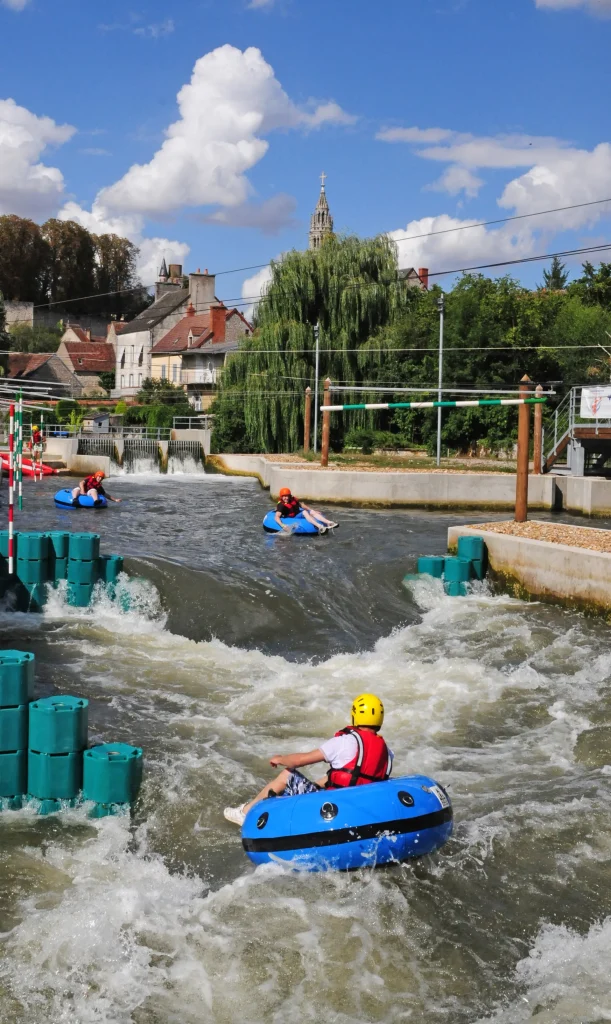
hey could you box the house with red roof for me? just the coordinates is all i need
[56,338,116,395]
[8,353,82,397]
[150,301,252,410]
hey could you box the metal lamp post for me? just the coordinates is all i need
[436,294,445,467]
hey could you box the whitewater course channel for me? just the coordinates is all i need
[1,471,611,1023]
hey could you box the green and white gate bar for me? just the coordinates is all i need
[322,397,548,412]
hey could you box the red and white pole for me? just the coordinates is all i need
[8,403,15,575]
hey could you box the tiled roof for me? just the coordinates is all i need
[120,288,189,335]
[62,342,115,373]
[152,312,212,354]
[8,353,53,377]
[194,336,241,355]
[68,326,106,344]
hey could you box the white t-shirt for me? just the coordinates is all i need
[320,734,394,772]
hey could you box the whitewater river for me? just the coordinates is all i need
[1,473,611,1023]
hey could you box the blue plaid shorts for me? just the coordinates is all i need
[282,770,321,797]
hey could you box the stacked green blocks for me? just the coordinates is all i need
[67,533,100,607]
[0,652,34,809]
[48,531,70,584]
[16,532,49,611]
[0,530,18,600]
[409,536,488,597]
[28,695,88,813]
[83,742,143,817]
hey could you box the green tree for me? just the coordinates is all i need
[569,261,611,310]
[212,233,406,452]
[98,370,115,393]
[7,323,62,352]
[0,215,49,303]
[92,234,150,318]
[0,292,10,376]
[541,256,569,291]
[41,219,97,307]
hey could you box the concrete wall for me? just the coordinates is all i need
[211,456,555,509]
[173,428,210,455]
[40,438,112,477]
[447,523,611,615]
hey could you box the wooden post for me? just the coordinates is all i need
[304,387,312,453]
[321,378,331,467]
[515,375,532,522]
[533,383,543,475]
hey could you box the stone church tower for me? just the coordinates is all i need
[309,172,334,250]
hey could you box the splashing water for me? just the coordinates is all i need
[1,486,611,1022]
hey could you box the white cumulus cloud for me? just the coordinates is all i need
[535,0,611,14]
[388,215,537,278]
[426,165,484,199]
[241,263,273,319]
[203,194,298,235]
[0,98,75,218]
[99,44,355,218]
[1,0,31,9]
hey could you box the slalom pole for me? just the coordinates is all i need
[39,410,45,481]
[323,397,548,413]
[8,403,14,576]
[17,391,23,510]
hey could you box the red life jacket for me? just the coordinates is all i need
[31,430,42,444]
[277,497,300,518]
[326,726,392,789]
[85,475,104,493]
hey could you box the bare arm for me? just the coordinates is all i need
[274,509,292,533]
[269,748,325,770]
[79,478,87,494]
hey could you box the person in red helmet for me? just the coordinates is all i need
[274,486,337,534]
[71,470,121,504]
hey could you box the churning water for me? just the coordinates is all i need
[1,475,611,1023]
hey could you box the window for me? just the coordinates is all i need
[161,365,167,379]
[120,375,125,389]
[129,373,134,387]
[130,345,134,363]
[138,373,142,386]
[120,349,125,368]
[138,347,143,366]
[172,363,178,382]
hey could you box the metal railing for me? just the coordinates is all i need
[172,416,214,430]
[543,386,611,469]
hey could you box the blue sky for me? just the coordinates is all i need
[1,0,610,308]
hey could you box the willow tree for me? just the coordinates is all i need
[212,234,406,453]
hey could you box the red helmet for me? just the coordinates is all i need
[279,487,291,497]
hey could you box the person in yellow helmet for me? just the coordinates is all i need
[224,693,393,826]
[71,470,121,505]
[27,423,45,474]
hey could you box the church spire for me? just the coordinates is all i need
[309,172,334,250]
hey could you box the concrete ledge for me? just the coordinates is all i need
[210,455,555,509]
[448,523,611,617]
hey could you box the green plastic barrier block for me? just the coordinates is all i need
[27,750,82,800]
[445,580,467,597]
[29,695,88,754]
[16,560,49,586]
[83,743,143,805]
[68,533,100,562]
[0,705,28,750]
[417,556,445,578]
[26,584,47,612]
[51,557,68,582]
[17,533,49,561]
[67,559,98,585]
[0,750,27,797]
[0,651,35,706]
[457,535,486,563]
[97,555,124,584]
[443,556,473,583]
[67,582,94,607]
[48,532,69,559]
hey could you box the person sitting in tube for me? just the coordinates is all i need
[71,470,121,505]
[224,693,393,826]
[274,486,337,533]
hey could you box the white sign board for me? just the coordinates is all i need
[580,387,611,419]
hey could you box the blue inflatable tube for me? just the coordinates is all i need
[241,775,453,871]
[54,488,107,509]
[263,510,320,534]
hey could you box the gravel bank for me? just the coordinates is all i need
[475,519,611,551]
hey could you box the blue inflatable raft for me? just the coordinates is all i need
[263,510,322,534]
[241,775,453,871]
[54,488,107,509]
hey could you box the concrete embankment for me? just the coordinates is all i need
[210,454,611,515]
[448,522,611,616]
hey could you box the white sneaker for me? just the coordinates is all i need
[224,803,247,826]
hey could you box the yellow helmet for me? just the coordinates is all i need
[351,693,384,728]
[32,424,38,431]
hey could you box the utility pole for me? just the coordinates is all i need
[515,374,532,522]
[436,294,445,467]
[313,322,320,453]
